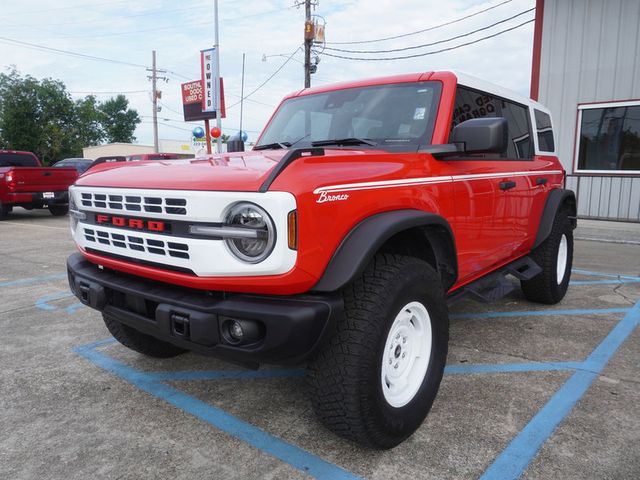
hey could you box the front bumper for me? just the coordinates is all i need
[67,252,342,366]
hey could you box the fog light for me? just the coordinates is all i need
[220,318,265,346]
[229,320,244,342]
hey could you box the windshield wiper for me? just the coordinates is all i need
[253,141,291,151]
[311,137,377,147]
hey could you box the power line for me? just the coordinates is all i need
[68,90,148,94]
[324,8,534,54]
[0,36,147,68]
[227,46,303,109]
[0,0,130,16]
[320,18,534,61]
[2,4,209,28]
[325,0,514,45]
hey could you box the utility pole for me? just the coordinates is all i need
[147,50,168,153]
[304,0,312,88]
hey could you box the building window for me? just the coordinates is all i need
[575,101,640,173]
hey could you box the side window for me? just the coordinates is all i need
[450,86,533,159]
[503,101,533,159]
[534,109,555,152]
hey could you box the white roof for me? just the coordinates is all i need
[451,70,551,114]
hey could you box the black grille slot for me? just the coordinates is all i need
[166,198,186,206]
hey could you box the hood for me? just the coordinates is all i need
[77,151,288,191]
[76,148,382,192]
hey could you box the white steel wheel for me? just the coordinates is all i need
[381,301,433,408]
[556,234,568,285]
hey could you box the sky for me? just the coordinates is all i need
[0,0,536,146]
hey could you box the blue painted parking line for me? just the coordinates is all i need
[480,300,640,480]
[451,307,630,320]
[68,270,639,480]
[0,273,66,287]
[35,291,74,311]
[570,279,640,285]
[73,341,362,480]
[34,291,83,314]
[572,268,640,280]
[445,360,585,375]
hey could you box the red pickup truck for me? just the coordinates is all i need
[66,71,576,448]
[0,150,78,219]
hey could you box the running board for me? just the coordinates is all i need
[447,256,542,306]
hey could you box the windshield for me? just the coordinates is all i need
[256,81,441,150]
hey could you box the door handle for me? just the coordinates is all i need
[499,181,516,190]
[536,177,548,185]
[43,171,52,176]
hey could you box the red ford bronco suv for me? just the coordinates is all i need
[67,71,576,448]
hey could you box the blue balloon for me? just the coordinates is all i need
[192,127,205,138]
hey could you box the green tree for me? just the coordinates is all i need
[0,69,78,163]
[75,95,105,149]
[0,69,141,163]
[98,94,141,143]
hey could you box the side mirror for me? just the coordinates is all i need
[451,117,508,155]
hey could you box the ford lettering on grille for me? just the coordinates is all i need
[96,214,166,232]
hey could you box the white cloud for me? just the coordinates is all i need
[0,0,535,146]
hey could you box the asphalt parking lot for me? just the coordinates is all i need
[1,209,639,480]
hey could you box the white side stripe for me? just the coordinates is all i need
[313,170,563,194]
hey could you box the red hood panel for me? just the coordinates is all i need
[76,149,380,191]
[77,152,287,191]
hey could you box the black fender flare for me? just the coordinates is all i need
[311,209,458,292]
[533,188,577,249]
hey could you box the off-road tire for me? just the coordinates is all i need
[521,209,573,304]
[103,313,186,358]
[0,201,11,220]
[308,254,449,449]
[48,205,69,216]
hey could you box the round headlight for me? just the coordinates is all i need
[224,202,276,263]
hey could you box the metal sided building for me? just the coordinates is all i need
[531,0,640,222]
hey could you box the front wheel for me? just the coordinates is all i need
[521,209,574,304]
[48,205,69,216]
[308,254,449,449]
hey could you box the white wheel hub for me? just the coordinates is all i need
[381,301,433,408]
[556,234,568,285]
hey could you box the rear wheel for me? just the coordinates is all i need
[0,202,11,220]
[48,205,69,216]
[103,313,186,358]
[521,209,573,304]
[308,254,449,449]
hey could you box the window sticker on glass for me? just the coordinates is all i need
[414,107,426,120]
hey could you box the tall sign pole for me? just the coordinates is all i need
[214,0,222,153]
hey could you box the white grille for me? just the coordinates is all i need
[83,227,190,259]
[80,192,187,215]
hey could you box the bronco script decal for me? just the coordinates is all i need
[316,192,349,204]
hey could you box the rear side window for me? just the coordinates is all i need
[534,109,555,152]
[0,153,39,167]
[450,87,533,159]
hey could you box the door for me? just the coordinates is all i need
[442,87,538,283]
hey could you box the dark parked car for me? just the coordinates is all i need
[54,158,93,174]
[89,156,127,170]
